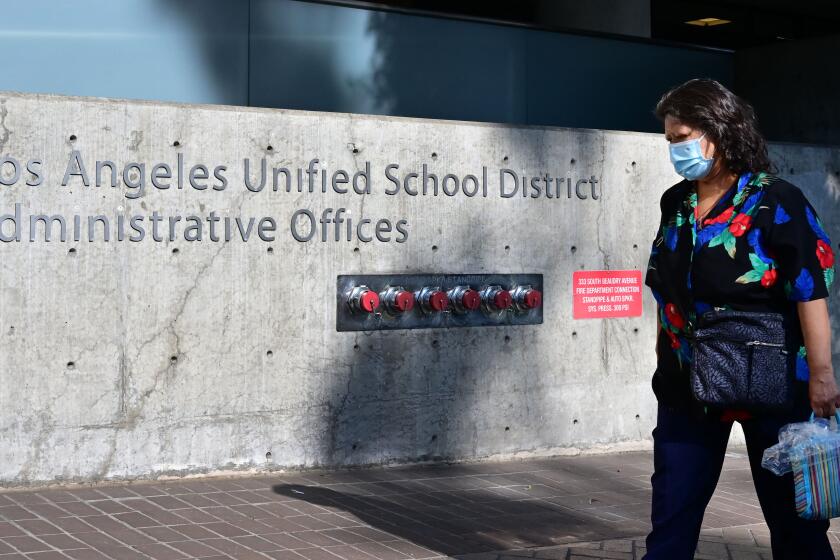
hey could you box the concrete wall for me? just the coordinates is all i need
[736,34,840,145]
[0,92,838,487]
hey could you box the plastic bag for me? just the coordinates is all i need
[762,412,840,520]
[762,413,838,475]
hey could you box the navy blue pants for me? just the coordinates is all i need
[644,397,834,559]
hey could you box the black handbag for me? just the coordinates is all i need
[688,308,798,412]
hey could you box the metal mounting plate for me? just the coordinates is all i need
[336,273,543,332]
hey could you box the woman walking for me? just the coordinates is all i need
[643,78,839,559]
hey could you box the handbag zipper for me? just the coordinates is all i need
[746,340,788,353]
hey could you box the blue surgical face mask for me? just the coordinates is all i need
[669,132,714,180]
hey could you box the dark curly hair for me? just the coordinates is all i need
[654,78,775,175]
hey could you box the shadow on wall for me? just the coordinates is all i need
[315,124,628,469]
[149,0,560,473]
[319,227,546,469]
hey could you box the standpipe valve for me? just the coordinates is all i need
[347,285,380,314]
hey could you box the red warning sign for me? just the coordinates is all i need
[573,269,643,319]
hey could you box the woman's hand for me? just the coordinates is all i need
[809,368,840,418]
[798,299,839,417]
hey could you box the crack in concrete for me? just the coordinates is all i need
[594,131,609,269]
[128,184,247,366]
[131,241,228,409]
[347,117,369,273]
[95,427,120,480]
[327,368,355,462]
[85,237,231,479]
[16,411,54,482]
[595,132,610,377]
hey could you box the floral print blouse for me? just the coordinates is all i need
[644,171,836,407]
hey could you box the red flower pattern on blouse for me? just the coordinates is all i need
[816,239,835,269]
[704,205,734,225]
[761,268,777,287]
[664,303,685,329]
[728,213,752,237]
[666,329,681,349]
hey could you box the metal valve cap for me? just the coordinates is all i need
[417,286,449,313]
[447,286,481,313]
[381,286,415,314]
[480,285,512,312]
[512,285,542,310]
[523,289,542,309]
[348,285,380,313]
[462,289,481,311]
[494,290,513,310]
[429,291,449,311]
[394,290,415,312]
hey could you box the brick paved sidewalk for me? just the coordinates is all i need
[1,450,839,560]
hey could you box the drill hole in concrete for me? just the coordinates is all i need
[633,244,638,249]
[170,355,178,364]
[431,245,438,252]
[635,414,641,419]
[570,158,576,165]
[353,344,360,351]
[504,426,510,431]
[267,247,274,254]
[171,248,179,254]
[570,245,577,253]
[504,245,510,252]
[431,340,439,348]
[173,140,181,147]
[266,145,273,152]
[633,327,639,333]
[352,147,359,154]
[67,361,75,370]
[631,161,636,167]
[431,434,437,441]
[504,335,511,343]
[266,350,273,357]
[69,134,77,142]
[572,331,577,337]
[353,247,360,253]
[503,156,509,162]
[789,167,795,174]
[431,152,438,159]
[573,419,579,424]
[68,248,77,255]
[352,443,358,450]
[8,326,14,334]
[265,451,272,460]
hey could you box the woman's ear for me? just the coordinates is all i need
[703,136,716,160]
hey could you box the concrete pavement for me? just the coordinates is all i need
[1,450,838,560]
